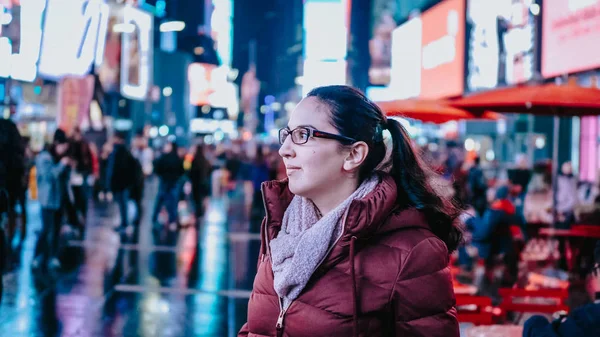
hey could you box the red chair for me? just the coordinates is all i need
[498,288,569,318]
[455,295,494,325]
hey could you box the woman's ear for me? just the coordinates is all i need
[343,141,369,173]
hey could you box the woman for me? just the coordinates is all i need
[239,86,462,337]
[33,130,72,271]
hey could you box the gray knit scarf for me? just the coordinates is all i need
[270,175,380,310]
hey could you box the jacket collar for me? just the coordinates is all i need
[261,174,429,243]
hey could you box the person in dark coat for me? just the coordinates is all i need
[33,131,72,271]
[0,119,25,270]
[466,185,522,286]
[0,119,24,299]
[69,127,93,222]
[152,141,185,227]
[468,156,488,217]
[189,144,211,219]
[523,240,600,337]
[105,132,137,230]
[239,86,462,337]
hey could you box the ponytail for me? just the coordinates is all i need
[386,119,463,253]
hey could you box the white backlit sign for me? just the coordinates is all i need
[302,0,349,94]
[38,0,109,79]
[389,17,422,99]
[120,6,152,100]
[0,0,46,81]
[467,0,535,91]
[302,59,347,97]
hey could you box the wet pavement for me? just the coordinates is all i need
[0,180,260,337]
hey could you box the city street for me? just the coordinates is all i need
[0,180,260,337]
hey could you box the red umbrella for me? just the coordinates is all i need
[451,83,600,116]
[376,99,502,124]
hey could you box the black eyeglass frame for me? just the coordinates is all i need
[279,126,357,145]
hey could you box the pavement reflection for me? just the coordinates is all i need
[0,179,260,337]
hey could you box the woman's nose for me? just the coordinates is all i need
[278,137,295,158]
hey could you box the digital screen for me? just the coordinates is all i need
[120,5,153,100]
[98,10,122,93]
[303,0,349,95]
[388,16,422,99]
[466,0,536,92]
[0,1,45,82]
[38,0,109,79]
[369,0,439,85]
[542,0,600,78]
[419,0,465,99]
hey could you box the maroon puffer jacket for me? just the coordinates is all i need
[239,175,459,337]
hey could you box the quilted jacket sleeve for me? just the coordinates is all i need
[391,237,459,337]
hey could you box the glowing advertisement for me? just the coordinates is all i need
[419,0,465,99]
[38,0,109,79]
[210,0,233,67]
[120,6,152,100]
[0,0,46,81]
[386,0,464,100]
[542,0,600,78]
[58,75,95,133]
[302,0,349,96]
[189,63,217,107]
[188,63,239,117]
[466,0,536,92]
[389,17,422,99]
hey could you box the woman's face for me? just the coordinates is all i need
[279,97,349,199]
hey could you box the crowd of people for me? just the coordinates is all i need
[1,121,289,281]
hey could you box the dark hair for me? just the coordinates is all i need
[307,85,463,252]
[53,128,68,144]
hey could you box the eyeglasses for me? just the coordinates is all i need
[279,126,356,145]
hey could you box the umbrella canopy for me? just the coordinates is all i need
[376,99,502,124]
[451,83,600,116]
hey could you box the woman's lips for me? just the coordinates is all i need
[286,166,301,175]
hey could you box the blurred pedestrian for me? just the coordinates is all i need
[556,161,578,229]
[189,144,211,219]
[0,119,25,268]
[467,156,488,217]
[105,132,137,231]
[249,145,271,233]
[465,185,521,287]
[33,129,72,271]
[152,140,184,228]
[239,85,461,337]
[69,127,93,228]
[0,119,25,297]
[524,163,553,225]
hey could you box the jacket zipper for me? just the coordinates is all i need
[261,183,289,334]
[263,184,352,335]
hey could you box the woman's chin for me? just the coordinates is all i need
[287,180,306,197]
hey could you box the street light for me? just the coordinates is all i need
[162,86,173,97]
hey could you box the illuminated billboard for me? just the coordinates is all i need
[0,0,46,81]
[38,0,109,79]
[120,5,153,100]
